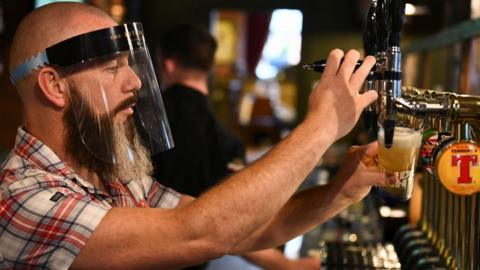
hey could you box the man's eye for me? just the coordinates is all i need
[106,66,119,73]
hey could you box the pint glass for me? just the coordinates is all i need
[377,124,423,203]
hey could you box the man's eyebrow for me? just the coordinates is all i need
[97,59,117,69]
[111,52,130,64]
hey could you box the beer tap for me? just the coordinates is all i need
[386,0,405,146]
[374,0,389,120]
[376,0,406,148]
[362,0,378,131]
[303,1,409,149]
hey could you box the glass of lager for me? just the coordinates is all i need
[377,115,423,203]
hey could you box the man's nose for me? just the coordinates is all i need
[123,66,142,93]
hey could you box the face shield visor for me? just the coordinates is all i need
[10,22,174,164]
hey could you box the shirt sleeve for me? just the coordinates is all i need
[0,187,109,270]
[139,176,181,209]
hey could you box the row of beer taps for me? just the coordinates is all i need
[362,0,480,145]
[303,1,480,268]
[303,0,480,144]
[364,2,479,269]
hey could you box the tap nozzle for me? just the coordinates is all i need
[383,118,396,148]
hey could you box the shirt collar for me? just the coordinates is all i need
[13,127,111,196]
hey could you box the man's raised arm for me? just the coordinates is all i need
[71,49,378,270]
[230,141,394,253]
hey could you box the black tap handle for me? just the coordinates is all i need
[383,119,395,148]
[363,5,378,56]
[390,0,406,47]
[376,0,390,53]
[362,3,379,133]
[302,59,365,73]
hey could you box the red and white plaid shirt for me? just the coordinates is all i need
[0,127,181,269]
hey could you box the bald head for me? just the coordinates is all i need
[10,2,116,72]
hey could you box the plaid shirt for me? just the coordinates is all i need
[0,127,181,269]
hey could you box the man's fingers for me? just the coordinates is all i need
[351,141,378,162]
[350,55,376,87]
[362,170,396,187]
[323,49,344,76]
[358,90,378,110]
[337,50,360,80]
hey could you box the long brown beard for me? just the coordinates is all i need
[64,83,153,182]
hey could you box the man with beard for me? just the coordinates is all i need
[0,2,393,270]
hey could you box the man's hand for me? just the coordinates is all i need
[306,49,377,141]
[330,141,394,203]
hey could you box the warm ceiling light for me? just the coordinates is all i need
[111,4,125,18]
[405,3,416,15]
[405,3,429,16]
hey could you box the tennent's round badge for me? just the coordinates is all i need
[435,142,480,195]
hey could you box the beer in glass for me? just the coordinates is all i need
[377,126,422,202]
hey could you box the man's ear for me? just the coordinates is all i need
[36,67,67,108]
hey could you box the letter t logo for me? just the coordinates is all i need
[451,155,478,184]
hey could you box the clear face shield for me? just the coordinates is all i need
[10,23,174,166]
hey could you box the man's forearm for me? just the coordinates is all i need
[230,183,350,253]
[179,118,335,251]
[231,141,390,253]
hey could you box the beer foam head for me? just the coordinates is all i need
[379,126,422,148]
